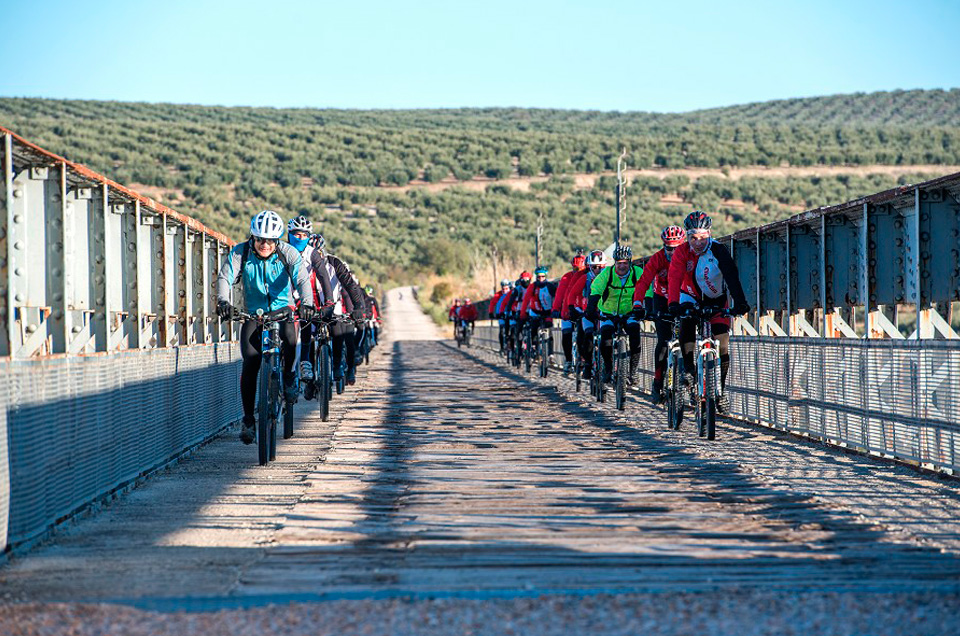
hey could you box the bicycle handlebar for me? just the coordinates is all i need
[232,307,293,323]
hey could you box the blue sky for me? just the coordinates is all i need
[1,0,957,112]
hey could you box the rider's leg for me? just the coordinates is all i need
[280,320,300,399]
[599,317,615,379]
[560,320,573,365]
[344,323,358,383]
[679,317,696,376]
[713,325,731,389]
[624,316,642,382]
[578,319,594,378]
[299,322,315,379]
[239,320,263,419]
[330,323,350,380]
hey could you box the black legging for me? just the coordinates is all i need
[598,314,641,373]
[680,317,731,389]
[240,319,298,418]
[299,322,315,368]
[331,321,356,378]
[649,295,672,384]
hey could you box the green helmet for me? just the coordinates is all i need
[364,285,374,295]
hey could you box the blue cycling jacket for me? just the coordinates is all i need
[216,240,313,313]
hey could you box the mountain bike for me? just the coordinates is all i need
[235,307,294,465]
[590,327,606,403]
[659,313,685,431]
[521,321,533,374]
[455,319,472,348]
[610,320,630,411]
[536,321,551,378]
[303,314,350,422]
[687,305,731,441]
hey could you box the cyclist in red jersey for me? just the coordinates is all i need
[551,251,587,372]
[632,225,686,403]
[667,211,750,415]
[563,249,606,380]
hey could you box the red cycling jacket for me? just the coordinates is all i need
[488,291,504,318]
[520,281,556,319]
[459,303,478,321]
[561,270,589,319]
[448,305,460,320]
[667,240,747,328]
[632,248,670,306]
[551,269,579,315]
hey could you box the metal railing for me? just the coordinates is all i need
[0,127,243,554]
[470,323,960,475]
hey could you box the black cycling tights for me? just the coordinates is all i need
[240,319,298,418]
[331,322,356,378]
[680,320,731,388]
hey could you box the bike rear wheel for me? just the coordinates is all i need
[319,342,332,422]
[704,358,718,440]
[539,334,549,377]
[615,337,627,410]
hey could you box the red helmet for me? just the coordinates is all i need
[571,254,586,271]
[661,225,686,248]
[519,271,532,281]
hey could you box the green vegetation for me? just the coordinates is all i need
[1,89,957,284]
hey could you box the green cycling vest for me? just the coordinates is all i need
[590,264,645,315]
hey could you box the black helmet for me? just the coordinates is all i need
[613,245,633,261]
[684,210,712,231]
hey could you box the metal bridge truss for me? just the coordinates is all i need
[1,126,237,358]
[718,173,960,340]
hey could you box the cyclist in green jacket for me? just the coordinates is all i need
[585,245,644,385]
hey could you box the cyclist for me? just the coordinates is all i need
[586,245,644,385]
[562,249,606,379]
[489,279,512,351]
[520,266,557,353]
[308,234,366,387]
[216,210,315,445]
[448,298,462,328]
[506,271,532,349]
[667,210,750,415]
[632,225,686,404]
[551,251,587,373]
[363,285,382,347]
[286,215,318,384]
[459,297,478,336]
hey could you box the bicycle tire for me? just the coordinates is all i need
[257,352,275,466]
[539,335,549,378]
[574,345,582,393]
[283,397,294,439]
[524,330,532,374]
[319,343,331,422]
[705,358,718,440]
[594,343,606,403]
[615,337,626,411]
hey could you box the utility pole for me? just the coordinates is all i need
[615,148,627,247]
[491,244,498,295]
[535,211,543,268]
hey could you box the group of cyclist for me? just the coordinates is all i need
[488,209,749,415]
[216,210,382,445]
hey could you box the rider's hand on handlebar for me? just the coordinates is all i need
[216,300,234,320]
[298,305,318,322]
[631,307,646,321]
[551,310,561,319]
[732,301,750,316]
[351,308,364,323]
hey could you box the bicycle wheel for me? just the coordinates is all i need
[593,343,606,403]
[668,354,683,430]
[574,344,582,393]
[615,337,627,411]
[524,330,532,374]
[257,352,277,466]
[539,335,549,378]
[704,358,718,441]
[319,342,332,422]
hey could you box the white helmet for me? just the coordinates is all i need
[250,210,284,239]
[587,249,606,266]
[288,215,312,233]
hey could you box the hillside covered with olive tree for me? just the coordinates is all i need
[1,89,957,286]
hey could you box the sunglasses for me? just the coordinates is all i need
[254,237,278,245]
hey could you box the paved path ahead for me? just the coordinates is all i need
[2,289,960,635]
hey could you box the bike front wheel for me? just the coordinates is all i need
[615,337,627,411]
[257,352,279,466]
[319,343,332,422]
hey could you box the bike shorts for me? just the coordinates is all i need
[561,320,573,331]
[679,292,731,327]
[581,318,596,333]
[599,315,638,330]
[498,318,505,326]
